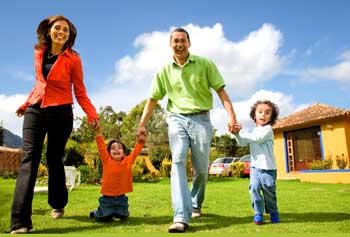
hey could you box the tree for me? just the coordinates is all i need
[120,100,168,148]
[71,106,126,143]
[214,134,238,157]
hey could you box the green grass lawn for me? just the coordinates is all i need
[1,177,350,236]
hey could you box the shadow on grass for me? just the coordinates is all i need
[28,211,350,234]
[279,212,350,223]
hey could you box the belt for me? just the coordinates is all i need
[179,110,209,116]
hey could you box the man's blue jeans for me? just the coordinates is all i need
[249,167,278,215]
[167,113,212,224]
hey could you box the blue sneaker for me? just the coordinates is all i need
[254,214,263,225]
[270,213,280,223]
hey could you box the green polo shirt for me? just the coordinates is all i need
[150,54,225,114]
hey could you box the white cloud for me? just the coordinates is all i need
[111,23,285,96]
[0,23,296,138]
[302,61,350,83]
[210,90,309,135]
[338,50,350,61]
[0,94,27,136]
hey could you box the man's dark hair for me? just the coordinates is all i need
[170,28,190,42]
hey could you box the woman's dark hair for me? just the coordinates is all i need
[35,15,77,51]
[249,100,279,125]
[170,27,190,42]
[107,140,126,154]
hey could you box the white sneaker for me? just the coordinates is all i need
[191,210,203,218]
[168,222,188,233]
[51,209,64,219]
[10,227,28,234]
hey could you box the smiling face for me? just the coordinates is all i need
[170,31,191,65]
[109,142,125,162]
[254,103,273,127]
[49,20,70,49]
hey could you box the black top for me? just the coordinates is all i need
[42,50,58,79]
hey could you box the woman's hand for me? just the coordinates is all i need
[16,107,25,117]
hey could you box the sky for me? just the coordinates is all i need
[1,0,349,137]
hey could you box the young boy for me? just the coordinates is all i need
[90,125,146,221]
[233,100,280,225]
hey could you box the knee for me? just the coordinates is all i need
[249,183,261,193]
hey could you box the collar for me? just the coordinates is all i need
[36,46,73,58]
[172,53,195,66]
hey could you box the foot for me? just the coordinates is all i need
[52,208,64,219]
[191,208,203,218]
[168,222,188,233]
[270,213,280,223]
[254,214,263,225]
[10,227,28,234]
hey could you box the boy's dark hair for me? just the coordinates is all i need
[249,100,279,125]
[170,27,190,42]
[107,140,126,154]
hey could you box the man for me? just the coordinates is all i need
[137,28,238,233]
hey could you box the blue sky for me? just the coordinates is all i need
[1,0,349,137]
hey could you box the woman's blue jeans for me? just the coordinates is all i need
[167,113,212,224]
[249,167,278,215]
[10,103,73,231]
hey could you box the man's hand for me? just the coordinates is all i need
[137,126,147,144]
[228,121,241,134]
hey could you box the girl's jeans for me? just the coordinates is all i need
[11,103,73,231]
[249,167,278,215]
[167,113,212,225]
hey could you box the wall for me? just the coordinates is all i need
[273,117,350,184]
[0,146,22,175]
[321,118,350,166]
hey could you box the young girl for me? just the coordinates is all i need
[90,125,146,221]
[233,100,280,225]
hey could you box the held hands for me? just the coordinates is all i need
[89,119,101,135]
[137,126,147,144]
[228,121,242,134]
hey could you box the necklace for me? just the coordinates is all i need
[47,51,60,59]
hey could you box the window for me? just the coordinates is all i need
[285,127,322,171]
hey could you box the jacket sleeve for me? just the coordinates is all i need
[237,126,273,144]
[19,88,35,111]
[71,55,98,123]
[96,135,110,163]
[127,142,144,164]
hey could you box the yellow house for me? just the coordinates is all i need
[273,103,350,184]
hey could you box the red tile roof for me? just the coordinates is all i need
[273,103,349,130]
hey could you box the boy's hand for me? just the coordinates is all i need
[137,127,147,144]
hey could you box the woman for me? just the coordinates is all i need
[10,15,99,234]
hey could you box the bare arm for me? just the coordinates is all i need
[216,87,239,133]
[137,98,158,136]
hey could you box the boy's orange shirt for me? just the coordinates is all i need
[96,135,144,196]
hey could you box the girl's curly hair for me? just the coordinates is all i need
[249,100,279,125]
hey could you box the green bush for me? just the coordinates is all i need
[336,155,348,169]
[148,145,171,170]
[322,159,333,169]
[160,158,171,177]
[308,159,333,170]
[77,165,100,184]
[230,162,245,177]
